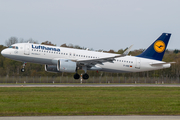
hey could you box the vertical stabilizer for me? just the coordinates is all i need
[137,33,171,61]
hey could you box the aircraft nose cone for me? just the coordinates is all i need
[1,49,7,57]
[1,49,5,55]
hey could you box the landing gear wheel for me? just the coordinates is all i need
[21,62,26,72]
[82,73,89,80]
[21,68,25,72]
[74,73,80,79]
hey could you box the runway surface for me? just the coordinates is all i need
[0,84,180,87]
[0,116,180,120]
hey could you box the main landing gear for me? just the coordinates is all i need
[74,73,80,79]
[21,62,26,72]
[82,73,89,79]
[73,73,89,80]
[73,66,89,80]
[82,66,89,79]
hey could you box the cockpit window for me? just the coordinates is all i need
[9,46,18,49]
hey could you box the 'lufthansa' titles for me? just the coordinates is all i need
[32,45,60,51]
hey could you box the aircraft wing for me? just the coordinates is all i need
[73,55,120,67]
[72,45,133,67]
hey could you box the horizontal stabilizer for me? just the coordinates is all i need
[149,62,175,66]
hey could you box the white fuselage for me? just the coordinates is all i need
[1,43,170,73]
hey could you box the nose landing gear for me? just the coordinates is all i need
[21,62,26,72]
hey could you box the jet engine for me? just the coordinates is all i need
[45,65,59,73]
[45,59,76,73]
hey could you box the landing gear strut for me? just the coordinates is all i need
[74,67,80,79]
[21,62,26,72]
[82,66,89,80]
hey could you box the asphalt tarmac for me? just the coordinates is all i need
[0,84,180,87]
[0,116,180,120]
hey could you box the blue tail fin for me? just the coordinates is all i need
[137,33,171,61]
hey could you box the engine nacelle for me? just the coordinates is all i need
[45,65,59,73]
[57,59,76,73]
[45,59,76,73]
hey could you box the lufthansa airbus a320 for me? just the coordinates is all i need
[1,33,175,79]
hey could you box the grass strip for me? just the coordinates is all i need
[0,87,180,116]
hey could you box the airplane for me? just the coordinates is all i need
[1,33,175,79]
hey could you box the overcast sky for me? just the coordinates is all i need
[0,0,180,51]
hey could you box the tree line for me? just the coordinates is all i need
[0,37,180,79]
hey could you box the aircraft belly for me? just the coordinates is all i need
[99,68,131,73]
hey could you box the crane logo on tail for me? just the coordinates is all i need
[154,40,165,53]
